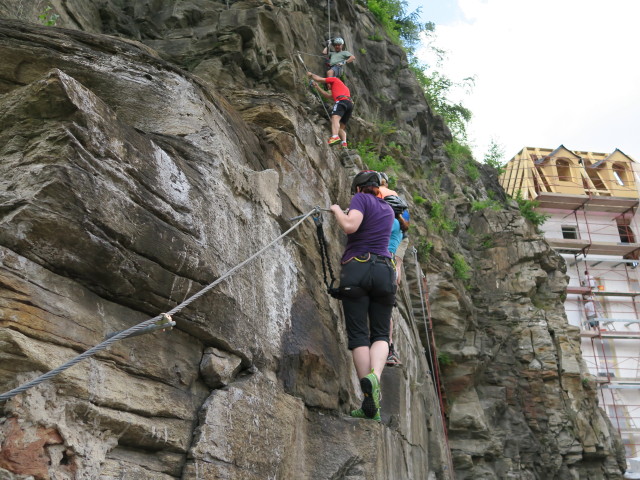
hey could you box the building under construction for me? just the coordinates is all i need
[500,145,640,464]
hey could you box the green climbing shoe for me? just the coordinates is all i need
[350,407,381,422]
[360,369,381,419]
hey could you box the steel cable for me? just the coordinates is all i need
[0,207,320,402]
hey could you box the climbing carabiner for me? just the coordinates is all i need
[312,206,324,225]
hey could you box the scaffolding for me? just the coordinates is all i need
[500,145,640,461]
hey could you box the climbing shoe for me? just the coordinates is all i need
[341,141,348,148]
[360,370,381,419]
[386,344,402,366]
[350,407,381,422]
[328,135,341,146]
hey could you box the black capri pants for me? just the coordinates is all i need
[339,253,397,350]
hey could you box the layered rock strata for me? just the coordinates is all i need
[0,1,628,479]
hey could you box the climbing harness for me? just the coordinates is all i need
[0,207,321,402]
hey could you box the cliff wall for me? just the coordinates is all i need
[0,1,627,479]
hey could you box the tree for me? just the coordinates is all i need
[483,139,506,175]
[366,0,433,59]
[366,0,474,144]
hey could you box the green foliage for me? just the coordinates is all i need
[411,62,474,141]
[365,0,432,57]
[355,122,403,183]
[438,351,453,367]
[435,216,456,234]
[416,238,433,263]
[452,253,471,281]
[376,120,397,136]
[407,25,474,143]
[483,139,506,175]
[444,139,480,180]
[359,47,367,55]
[387,141,403,153]
[515,191,549,226]
[428,201,456,233]
[357,140,400,172]
[413,192,426,204]
[464,161,479,181]
[363,0,473,144]
[430,201,444,217]
[369,121,398,157]
[371,155,399,172]
[355,139,377,163]
[38,5,59,26]
[471,199,502,212]
[444,140,473,161]
[481,235,494,249]
[363,0,476,147]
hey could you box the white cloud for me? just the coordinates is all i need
[416,0,640,162]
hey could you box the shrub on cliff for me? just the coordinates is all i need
[364,0,431,57]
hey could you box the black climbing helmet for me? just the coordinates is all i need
[383,195,408,215]
[379,172,389,186]
[332,37,345,46]
[351,170,381,194]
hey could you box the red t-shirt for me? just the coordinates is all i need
[325,77,350,102]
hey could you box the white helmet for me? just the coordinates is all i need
[332,37,345,45]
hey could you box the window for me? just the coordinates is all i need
[612,163,630,186]
[556,159,572,182]
[561,225,579,239]
[617,219,636,244]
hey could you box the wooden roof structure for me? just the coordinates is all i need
[500,146,639,207]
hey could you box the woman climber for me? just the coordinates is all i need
[330,170,397,422]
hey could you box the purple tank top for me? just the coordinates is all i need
[341,192,394,263]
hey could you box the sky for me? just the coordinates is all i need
[405,0,640,163]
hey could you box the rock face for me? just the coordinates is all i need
[0,1,626,479]
[434,207,627,479]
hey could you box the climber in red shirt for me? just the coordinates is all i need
[306,71,353,148]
